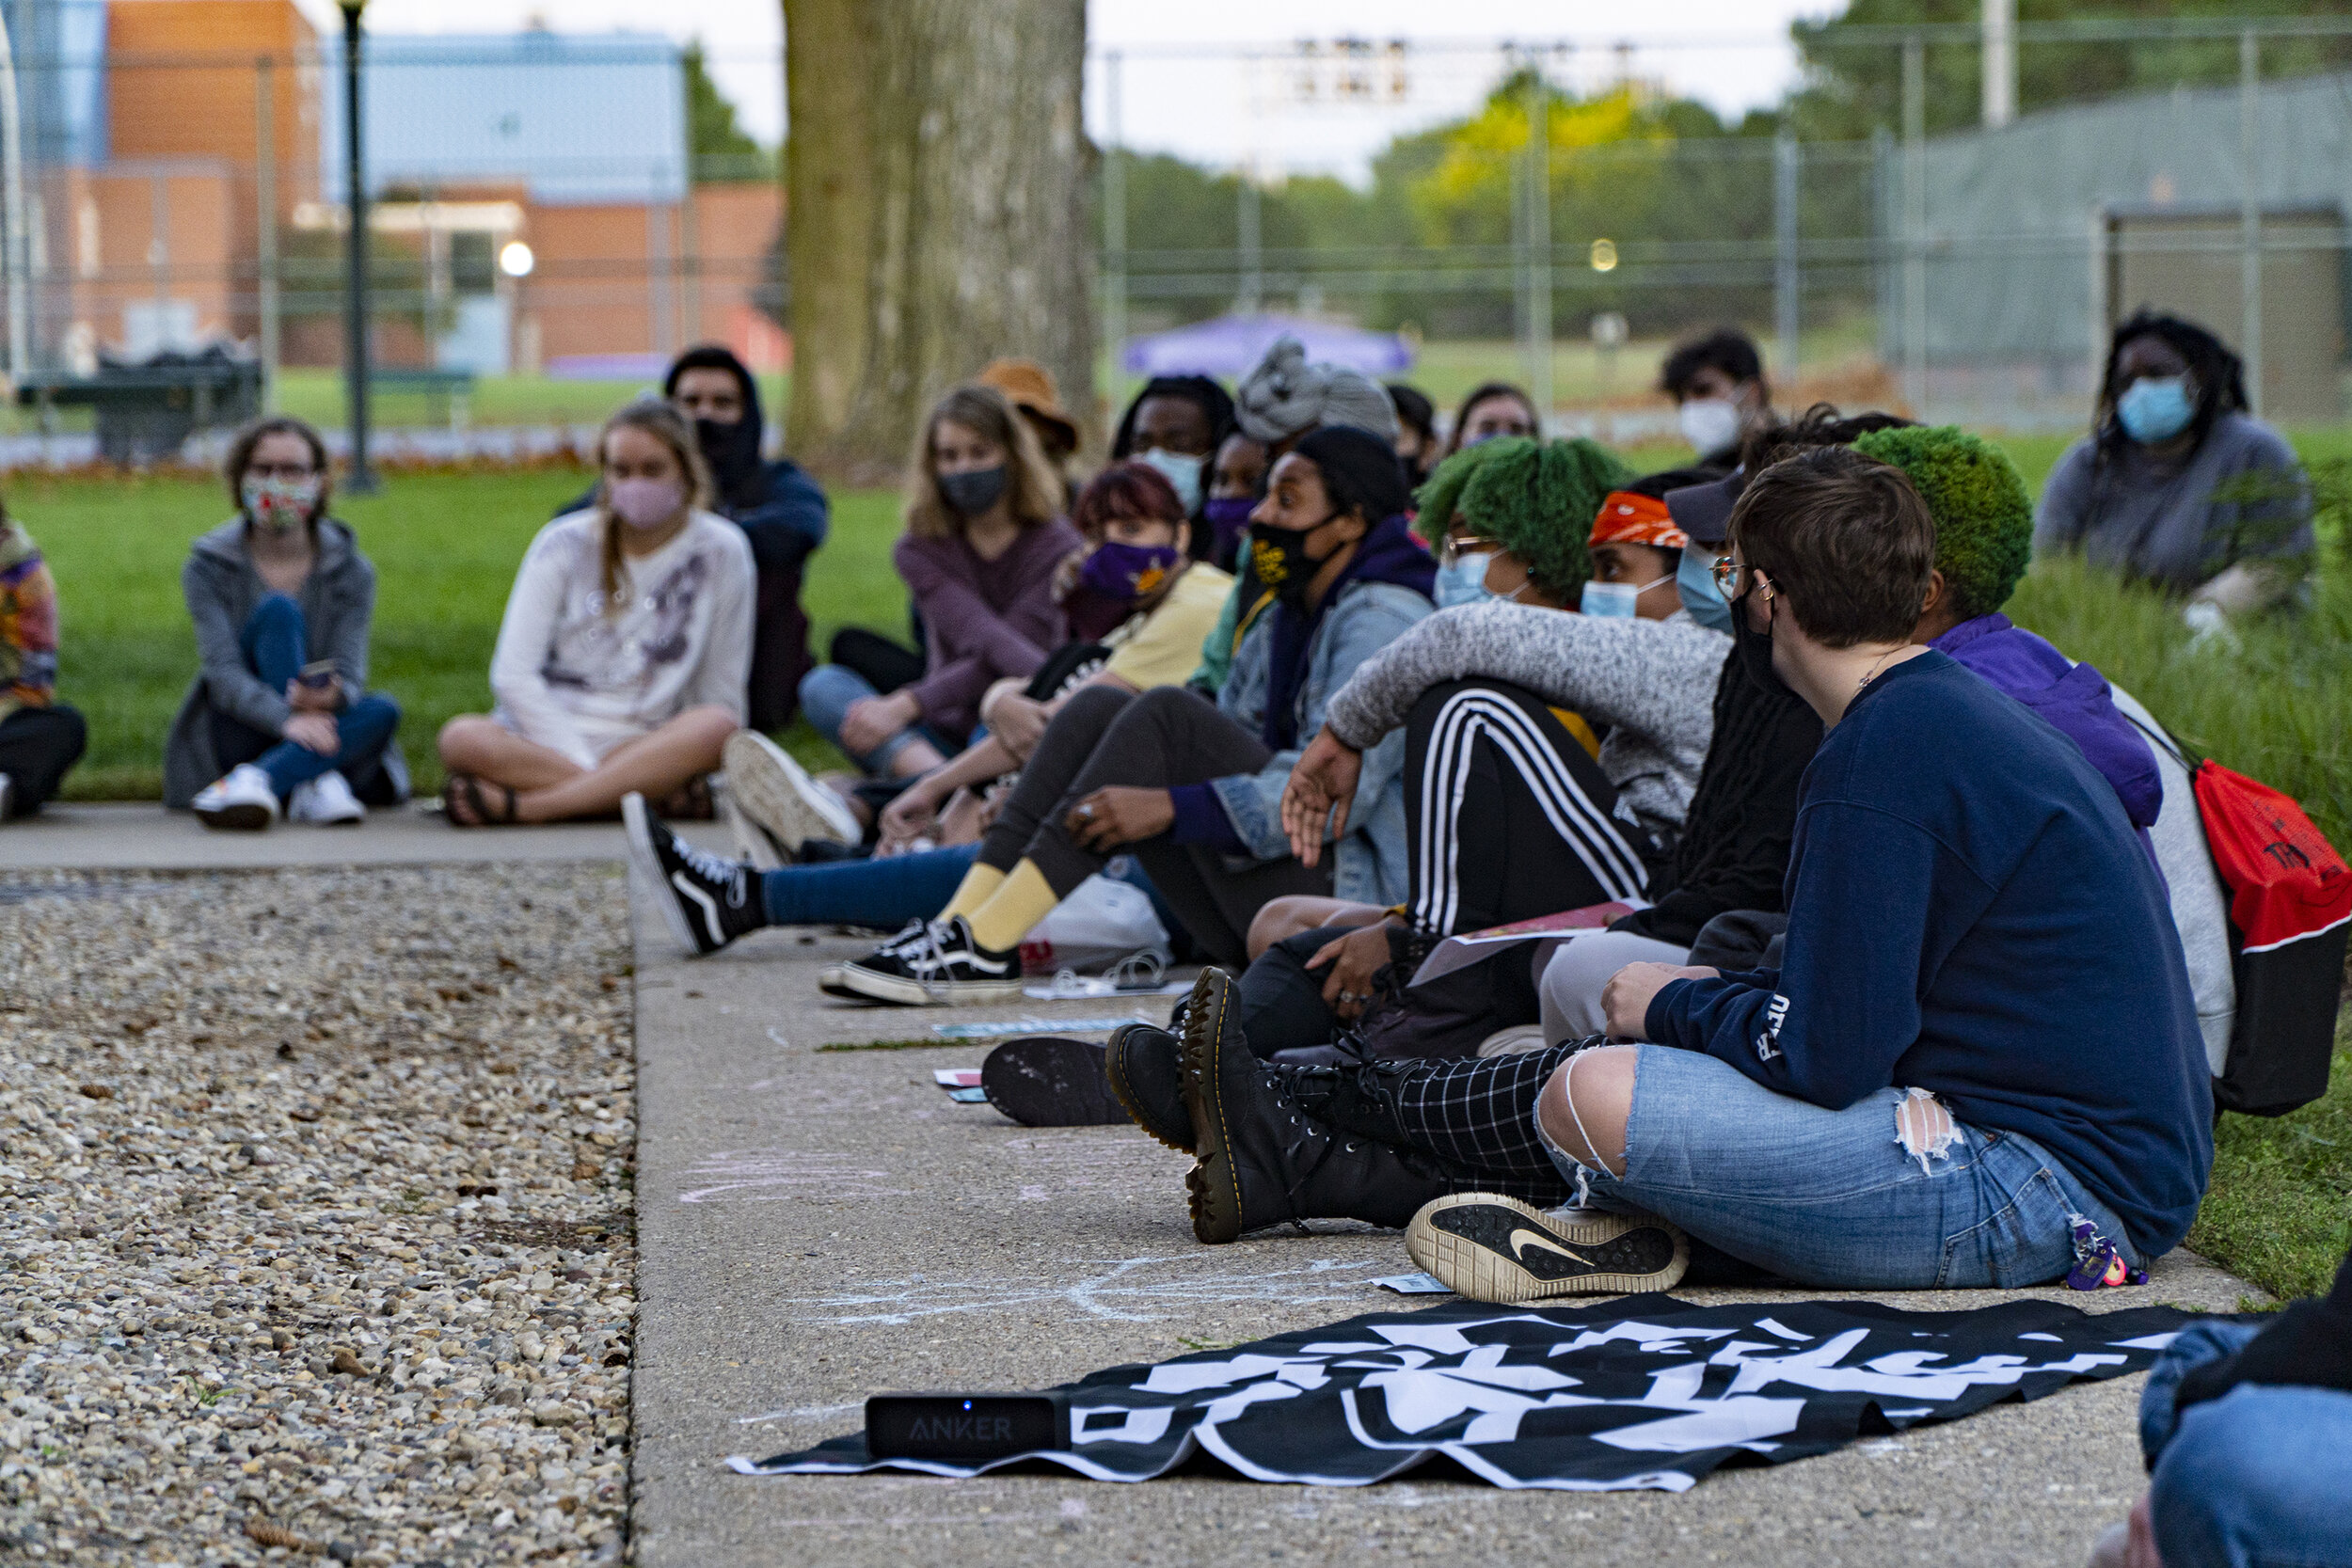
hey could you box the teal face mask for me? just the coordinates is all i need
[1676,546,1733,632]
[1435,550,1494,609]
[2117,376,2196,445]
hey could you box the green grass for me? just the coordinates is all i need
[2188,1035,2352,1304]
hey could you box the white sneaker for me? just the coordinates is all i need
[723,730,860,855]
[289,769,365,826]
[193,763,278,831]
[717,780,785,869]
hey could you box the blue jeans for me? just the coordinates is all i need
[2136,1321,2352,1568]
[797,663,954,775]
[759,843,977,930]
[1544,1044,2138,1289]
[211,594,401,800]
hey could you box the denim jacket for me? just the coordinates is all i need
[1210,578,1432,904]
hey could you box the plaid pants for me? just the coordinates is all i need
[1390,1042,1582,1205]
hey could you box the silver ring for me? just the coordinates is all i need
[1076,804,1095,819]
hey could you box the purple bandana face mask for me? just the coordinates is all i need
[1202,496,1257,562]
[1076,540,1184,606]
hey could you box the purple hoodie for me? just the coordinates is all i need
[1930,612,2162,831]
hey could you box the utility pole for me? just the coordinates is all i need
[1901,33,1927,419]
[2238,29,2264,420]
[1981,0,2015,129]
[0,8,32,385]
[256,55,279,412]
[339,1,376,493]
[1101,51,1127,418]
[1773,128,1800,393]
[1522,62,1551,431]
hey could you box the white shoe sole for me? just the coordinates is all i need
[833,961,1027,1007]
[622,794,708,958]
[1405,1195,1689,1304]
[724,730,857,853]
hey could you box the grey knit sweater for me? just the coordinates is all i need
[1321,601,1729,838]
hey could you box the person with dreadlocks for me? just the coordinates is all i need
[2036,309,2312,613]
[1231,437,1734,1058]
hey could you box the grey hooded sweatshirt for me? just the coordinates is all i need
[163,516,407,808]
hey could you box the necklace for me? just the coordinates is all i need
[1857,646,1903,689]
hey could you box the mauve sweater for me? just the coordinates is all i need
[893,517,1082,740]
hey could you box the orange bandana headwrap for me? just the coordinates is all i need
[1589,491,1689,551]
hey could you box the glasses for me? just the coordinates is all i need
[1440,535,1499,567]
[1710,556,1762,599]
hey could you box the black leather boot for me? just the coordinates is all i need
[1105,1017,1191,1153]
[1179,969,1453,1243]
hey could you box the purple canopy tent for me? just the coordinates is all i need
[1120,314,1415,379]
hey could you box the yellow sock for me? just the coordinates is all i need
[961,860,1057,954]
[937,862,1007,921]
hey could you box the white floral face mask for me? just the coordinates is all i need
[241,472,322,532]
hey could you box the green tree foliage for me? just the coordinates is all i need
[686,40,774,182]
[1789,0,2352,139]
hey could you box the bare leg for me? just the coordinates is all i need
[438,715,585,794]
[511,705,738,824]
[1535,1045,1637,1179]
[1245,895,1387,961]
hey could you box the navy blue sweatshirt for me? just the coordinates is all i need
[1647,651,2212,1258]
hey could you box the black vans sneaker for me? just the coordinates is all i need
[834,914,1025,1006]
[1405,1194,1689,1304]
[624,793,765,958]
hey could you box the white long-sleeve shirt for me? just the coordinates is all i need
[489,508,754,769]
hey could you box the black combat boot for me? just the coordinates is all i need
[1105,1017,1192,1154]
[1178,969,1453,1243]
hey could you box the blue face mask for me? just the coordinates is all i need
[1675,546,1733,632]
[2117,376,2196,446]
[1135,448,1205,515]
[1435,550,1494,609]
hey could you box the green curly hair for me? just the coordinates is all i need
[1851,424,2032,621]
[1412,436,1635,603]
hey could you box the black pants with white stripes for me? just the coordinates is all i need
[1402,679,1654,937]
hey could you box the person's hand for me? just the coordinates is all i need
[840,690,919,757]
[1065,786,1173,851]
[984,691,1049,759]
[1279,727,1363,866]
[282,712,340,755]
[1308,919,1395,1022]
[285,674,341,713]
[876,782,941,850]
[1598,961,1720,1041]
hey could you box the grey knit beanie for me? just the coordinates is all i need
[1233,335,1399,445]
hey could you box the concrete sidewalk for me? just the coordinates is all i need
[0,800,640,872]
[624,879,2261,1568]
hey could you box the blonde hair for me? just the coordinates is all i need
[594,400,714,610]
[902,384,1065,541]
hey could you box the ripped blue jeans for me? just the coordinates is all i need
[1541,1044,2141,1289]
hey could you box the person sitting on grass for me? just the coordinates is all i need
[635,427,1435,992]
[1104,444,2212,1308]
[436,401,750,826]
[0,501,86,822]
[651,462,1235,953]
[799,385,1079,782]
[169,416,405,831]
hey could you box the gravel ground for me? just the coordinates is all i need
[0,863,637,1565]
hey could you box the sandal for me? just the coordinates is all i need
[441,774,518,828]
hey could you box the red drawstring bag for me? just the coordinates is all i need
[2192,759,2351,1116]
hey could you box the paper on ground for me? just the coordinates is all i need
[931,1069,982,1088]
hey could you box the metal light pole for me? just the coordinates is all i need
[0,8,33,387]
[340,0,376,493]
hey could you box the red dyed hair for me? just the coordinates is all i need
[1071,461,1184,540]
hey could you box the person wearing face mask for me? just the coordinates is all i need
[1239,445,1739,1059]
[977,356,1084,502]
[757,427,1433,1002]
[1387,382,1439,486]
[168,416,405,830]
[1660,327,1771,472]
[1109,374,1237,562]
[628,463,1236,957]
[1442,381,1540,458]
[794,385,1079,790]
[1199,431,1269,574]
[435,402,750,825]
[2035,309,2312,612]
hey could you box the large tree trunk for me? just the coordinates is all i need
[782,0,1093,482]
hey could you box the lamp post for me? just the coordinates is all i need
[339,0,375,493]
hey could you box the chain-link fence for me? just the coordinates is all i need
[5,12,2351,455]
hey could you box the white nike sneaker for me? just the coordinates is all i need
[1405,1195,1689,1304]
[723,729,860,855]
[288,769,366,826]
[193,763,279,831]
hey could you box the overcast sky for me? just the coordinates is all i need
[301,0,1834,181]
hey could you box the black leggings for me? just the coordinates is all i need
[977,685,1330,966]
[0,705,85,816]
[1238,679,1653,1053]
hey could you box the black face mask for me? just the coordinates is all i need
[693,416,763,502]
[1247,516,1328,608]
[939,465,1009,518]
[1730,586,1793,696]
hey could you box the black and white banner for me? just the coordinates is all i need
[733,1292,2199,1493]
